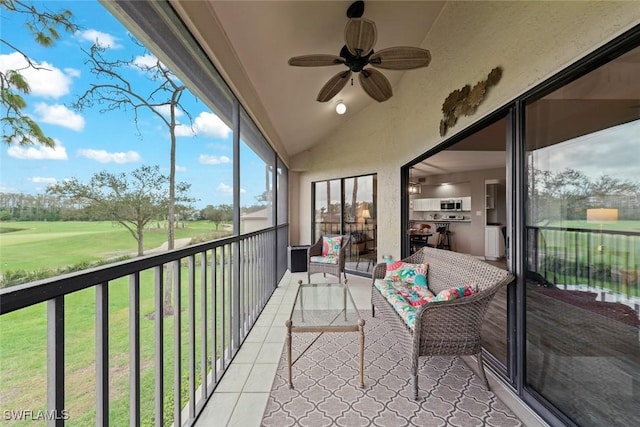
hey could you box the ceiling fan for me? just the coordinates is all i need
[288,0,431,103]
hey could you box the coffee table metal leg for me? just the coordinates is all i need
[286,319,293,388]
[358,318,365,388]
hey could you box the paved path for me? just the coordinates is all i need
[145,237,193,254]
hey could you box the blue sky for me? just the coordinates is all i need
[1,0,267,209]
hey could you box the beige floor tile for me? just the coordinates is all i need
[260,304,279,313]
[242,363,279,392]
[255,342,284,364]
[227,393,270,427]
[214,363,252,393]
[254,312,275,327]
[265,325,287,343]
[272,313,290,326]
[245,326,269,343]
[193,392,239,427]
[233,342,263,364]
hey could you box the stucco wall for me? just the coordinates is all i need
[290,1,640,259]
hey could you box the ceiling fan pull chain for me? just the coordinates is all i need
[351,78,354,86]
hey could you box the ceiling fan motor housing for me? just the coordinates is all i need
[339,45,373,72]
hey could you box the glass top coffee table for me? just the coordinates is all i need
[285,279,365,389]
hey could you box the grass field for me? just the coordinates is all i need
[0,221,234,426]
[0,220,228,273]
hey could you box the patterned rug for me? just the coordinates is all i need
[262,313,522,426]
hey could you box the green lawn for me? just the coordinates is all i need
[0,221,234,426]
[531,220,640,295]
[0,220,226,273]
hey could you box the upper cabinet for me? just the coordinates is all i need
[413,197,472,211]
[413,198,441,211]
[413,198,427,211]
[461,196,472,211]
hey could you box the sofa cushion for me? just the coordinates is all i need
[374,279,418,329]
[322,236,342,256]
[384,260,429,286]
[310,255,338,264]
[397,284,435,307]
[375,279,481,329]
[433,284,479,302]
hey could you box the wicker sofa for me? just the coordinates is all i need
[371,247,514,399]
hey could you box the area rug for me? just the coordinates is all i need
[261,312,522,426]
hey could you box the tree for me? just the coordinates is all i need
[72,40,198,315]
[202,204,233,229]
[72,40,193,255]
[47,165,194,257]
[1,0,78,146]
[528,167,640,222]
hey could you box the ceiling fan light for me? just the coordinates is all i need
[335,101,347,115]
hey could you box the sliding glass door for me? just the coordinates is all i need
[524,45,640,427]
[313,174,377,275]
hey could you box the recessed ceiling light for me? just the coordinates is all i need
[335,101,346,115]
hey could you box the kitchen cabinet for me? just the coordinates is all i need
[461,196,471,211]
[413,198,427,211]
[485,225,505,261]
[413,198,441,211]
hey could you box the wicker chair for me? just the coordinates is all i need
[371,247,514,399]
[307,234,350,284]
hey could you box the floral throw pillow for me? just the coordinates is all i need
[397,284,434,307]
[433,284,479,302]
[384,260,429,286]
[322,236,342,256]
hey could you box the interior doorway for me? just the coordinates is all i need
[406,116,510,366]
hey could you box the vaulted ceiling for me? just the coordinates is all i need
[169,1,639,177]
[172,1,446,159]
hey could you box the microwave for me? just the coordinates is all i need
[440,199,462,211]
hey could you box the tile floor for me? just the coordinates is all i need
[194,271,549,427]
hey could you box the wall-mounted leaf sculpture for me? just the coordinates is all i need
[439,67,502,136]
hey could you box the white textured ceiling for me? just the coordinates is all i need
[180,1,445,158]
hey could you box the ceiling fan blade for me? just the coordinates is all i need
[288,54,346,67]
[359,68,392,102]
[317,70,352,102]
[370,47,432,70]
[344,18,377,57]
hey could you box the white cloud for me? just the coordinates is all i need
[0,185,18,193]
[75,29,122,49]
[534,120,640,182]
[217,183,232,194]
[65,68,81,78]
[0,52,76,98]
[7,140,68,160]
[77,149,141,164]
[199,155,231,165]
[217,183,245,194]
[157,104,183,119]
[175,124,195,137]
[176,112,231,139]
[30,177,57,185]
[176,165,187,172]
[193,112,231,139]
[34,103,85,131]
[133,54,158,69]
